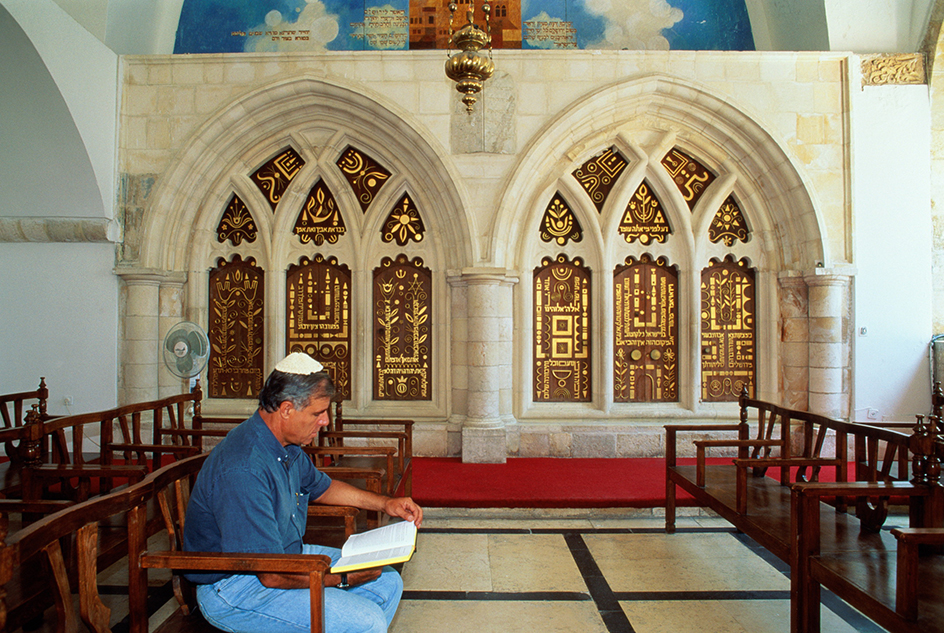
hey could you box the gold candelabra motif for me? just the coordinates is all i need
[444,1,495,113]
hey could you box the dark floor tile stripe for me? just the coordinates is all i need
[564,532,636,633]
[403,590,591,601]
[613,590,790,601]
[420,526,731,535]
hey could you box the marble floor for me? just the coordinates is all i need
[13,510,889,633]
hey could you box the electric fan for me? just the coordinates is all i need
[162,321,210,378]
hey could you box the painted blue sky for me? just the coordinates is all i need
[174,0,754,54]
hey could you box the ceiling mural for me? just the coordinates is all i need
[174,0,754,54]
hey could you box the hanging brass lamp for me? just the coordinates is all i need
[444,1,495,113]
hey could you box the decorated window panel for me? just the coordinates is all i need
[381,193,426,245]
[701,256,756,401]
[250,147,305,212]
[708,195,750,246]
[618,180,672,245]
[208,255,265,399]
[216,194,257,246]
[614,255,678,403]
[661,147,716,211]
[533,254,591,403]
[373,254,432,400]
[286,255,352,400]
[539,192,583,246]
[294,180,346,245]
[336,146,391,213]
[572,146,628,213]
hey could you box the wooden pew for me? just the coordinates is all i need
[1,452,358,633]
[319,400,414,497]
[791,413,944,633]
[665,390,852,559]
[21,387,203,503]
[665,389,915,562]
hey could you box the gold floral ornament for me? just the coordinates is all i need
[250,147,305,212]
[294,180,346,245]
[708,195,750,246]
[540,193,583,245]
[217,194,257,246]
[572,146,628,213]
[619,180,672,245]
[336,146,390,213]
[382,194,425,246]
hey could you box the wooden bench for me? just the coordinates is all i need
[20,387,204,504]
[664,390,864,561]
[792,412,944,633]
[1,451,358,633]
[319,400,414,497]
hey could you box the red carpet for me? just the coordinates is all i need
[412,457,707,508]
[411,457,857,509]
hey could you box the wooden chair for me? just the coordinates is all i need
[137,453,357,633]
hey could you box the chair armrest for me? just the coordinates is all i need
[28,463,149,479]
[892,527,944,545]
[891,528,944,619]
[141,550,332,574]
[0,499,73,513]
[140,549,330,632]
[694,439,782,448]
[665,423,744,467]
[318,466,385,494]
[791,481,929,498]
[664,424,743,432]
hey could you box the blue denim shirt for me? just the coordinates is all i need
[183,411,331,583]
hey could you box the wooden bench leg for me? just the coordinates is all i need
[792,490,821,633]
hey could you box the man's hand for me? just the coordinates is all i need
[383,496,423,527]
[325,569,381,588]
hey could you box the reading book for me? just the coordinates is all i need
[330,520,418,573]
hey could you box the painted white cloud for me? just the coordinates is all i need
[245,0,339,53]
[583,0,684,50]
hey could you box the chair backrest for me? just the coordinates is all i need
[148,452,209,615]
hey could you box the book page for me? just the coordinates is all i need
[340,520,417,557]
[332,544,415,573]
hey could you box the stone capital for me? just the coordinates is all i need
[114,265,188,286]
[457,267,519,287]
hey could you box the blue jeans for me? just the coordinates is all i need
[195,544,403,633]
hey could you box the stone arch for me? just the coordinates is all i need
[493,73,826,272]
[132,76,471,410]
[139,75,474,273]
[501,73,829,421]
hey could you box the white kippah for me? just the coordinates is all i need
[274,352,324,375]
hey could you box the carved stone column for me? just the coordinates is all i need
[116,267,187,404]
[804,270,853,419]
[779,273,809,411]
[460,268,517,463]
[116,267,162,405]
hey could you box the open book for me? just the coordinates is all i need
[330,520,418,573]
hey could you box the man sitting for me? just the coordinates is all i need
[184,352,423,632]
